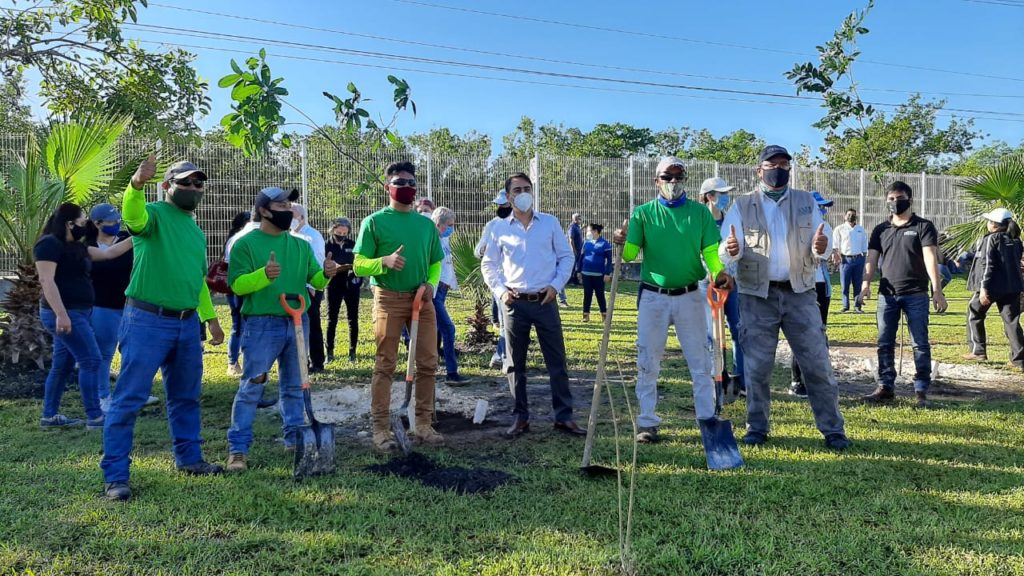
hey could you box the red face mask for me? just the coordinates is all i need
[389,186,416,205]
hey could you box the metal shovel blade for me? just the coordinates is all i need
[292,389,337,480]
[697,417,744,471]
[391,412,412,455]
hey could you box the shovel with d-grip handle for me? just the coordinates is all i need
[698,283,744,471]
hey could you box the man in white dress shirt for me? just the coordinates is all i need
[481,172,586,439]
[833,208,869,313]
[719,145,850,451]
[291,202,328,373]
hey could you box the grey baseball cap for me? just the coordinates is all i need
[254,187,299,211]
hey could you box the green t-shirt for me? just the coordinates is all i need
[354,207,444,292]
[124,200,208,310]
[228,230,324,316]
[626,199,720,288]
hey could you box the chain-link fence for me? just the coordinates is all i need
[0,134,975,272]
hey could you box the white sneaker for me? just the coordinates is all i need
[227,362,243,376]
[100,397,112,414]
[145,395,160,406]
[489,354,502,369]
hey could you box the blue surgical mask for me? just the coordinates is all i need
[101,223,121,236]
[819,207,828,217]
[715,195,730,211]
[441,226,454,238]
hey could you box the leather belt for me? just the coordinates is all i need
[640,282,699,296]
[768,280,793,290]
[511,292,545,302]
[126,297,196,319]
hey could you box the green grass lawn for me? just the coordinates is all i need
[1,277,1023,575]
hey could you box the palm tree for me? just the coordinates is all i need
[450,231,496,350]
[945,154,1024,259]
[0,115,151,369]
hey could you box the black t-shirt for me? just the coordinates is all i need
[89,232,133,309]
[326,236,361,289]
[33,234,94,309]
[869,214,938,296]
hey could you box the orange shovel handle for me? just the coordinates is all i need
[279,293,307,327]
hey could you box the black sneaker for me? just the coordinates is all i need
[742,431,767,445]
[103,481,131,501]
[348,349,356,362]
[863,386,895,403]
[824,433,851,451]
[788,382,808,398]
[445,373,470,387]
[40,414,84,428]
[326,352,335,364]
[635,426,659,443]
[177,461,224,476]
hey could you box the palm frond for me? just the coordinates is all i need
[0,133,66,265]
[946,153,1024,258]
[450,232,489,301]
[45,114,132,204]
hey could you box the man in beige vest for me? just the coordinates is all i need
[719,145,850,450]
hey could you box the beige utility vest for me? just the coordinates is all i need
[733,188,819,298]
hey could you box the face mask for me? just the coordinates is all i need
[441,226,454,238]
[761,168,790,189]
[586,232,596,241]
[70,224,87,241]
[290,219,300,231]
[170,186,203,211]
[101,223,121,236]
[715,195,730,211]
[264,208,294,231]
[513,192,534,213]
[846,215,857,224]
[658,182,686,201]
[886,198,912,215]
[333,234,346,242]
[496,206,513,218]
[389,186,417,205]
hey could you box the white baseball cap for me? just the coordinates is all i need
[699,177,735,196]
[492,189,509,205]
[982,207,1013,223]
[655,156,686,174]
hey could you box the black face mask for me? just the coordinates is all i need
[170,187,204,211]
[264,208,294,231]
[886,198,912,215]
[846,215,857,223]
[761,168,790,189]
[333,234,346,242]
[70,224,87,241]
[496,206,513,218]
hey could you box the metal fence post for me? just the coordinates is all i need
[791,161,798,190]
[530,152,541,212]
[714,161,720,178]
[628,156,635,214]
[426,150,434,200]
[155,139,164,202]
[300,139,309,207]
[859,169,866,219]
[920,171,927,216]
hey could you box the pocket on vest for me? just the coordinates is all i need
[737,259,760,286]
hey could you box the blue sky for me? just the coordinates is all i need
[24,0,1024,155]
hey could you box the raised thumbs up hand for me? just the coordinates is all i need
[132,153,157,189]
[265,250,281,280]
[813,222,828,254]
[612,219,628,245]
[323,251,339,278]
[725,224,741,257]
[382,244,406,272]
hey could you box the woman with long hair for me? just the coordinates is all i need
[324,217,362,363]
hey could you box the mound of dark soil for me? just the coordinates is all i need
[366,452,515,495]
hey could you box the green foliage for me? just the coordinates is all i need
[450,232,488,301]
[405,128,491,157]
[946,141,1024,177]
[0,133,65,266]
[945,154,1024,257]
[0,73,33,134]
[1,0,210,139]
[680,128,765,164]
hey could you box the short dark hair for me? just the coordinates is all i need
[42,202,84,243]
[504,172,532,193]
[385,161,416,178]
[846,208,857,213]
[588,223,604,234]
[887,180,913,199]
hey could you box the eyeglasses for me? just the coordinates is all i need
[658,173,687,182]
[759,162,791,171]
[389,178,417,187]
[173,177,206,189]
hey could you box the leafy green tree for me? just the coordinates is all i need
[405,128,490,157]
[946,141,1024,177]
[0,73,34,135]
[683,129,765,164]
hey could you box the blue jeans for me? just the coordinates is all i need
[839,255,865,310]
[226,293,244,365]
[227,314,308,455]
[40,307,103,419]
[434,284,459,375]
[494,296,506,361]
[939,265,952,288]
[876,292,931,392]
[91,306,122,400]
[101,305,206,483]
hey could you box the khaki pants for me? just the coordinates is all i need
[371,287,438,431]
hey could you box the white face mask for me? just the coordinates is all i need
[290,218,300,231]
[587,232,596,241]
[658,182,686,201]
[513,192,534,213]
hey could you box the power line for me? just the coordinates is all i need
[388,0,1024,83]
[959,0,1024,7]
[146,3,1024,101]
[123,22,1024,119]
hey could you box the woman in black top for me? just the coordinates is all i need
[966,210,1024,367]
[34,203,130,429]
[325,217,361,362]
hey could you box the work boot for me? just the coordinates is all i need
[372,428,397,452]
[915,391,929,408]
[582,313,590,323]
[962,352,988,361]
[862,386,895,403]
[226,453,247,472]
[824,433,851,451]
[413,425,445,446]
[742,431,767,445]
[104,481,131,501]
[635,426,659,444]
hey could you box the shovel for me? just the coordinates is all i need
[580,244,623,478]
[394,285,428,455]
[698,284,744,471]
[279,293,336,480]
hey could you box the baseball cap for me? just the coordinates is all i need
[492,189,509,205]
[164,160,207,182]
[655,156,686,173]
[811,191,834,207]
[982,207,1013,223]
[89,203,120,222]
[758,145,792,164]
[333,217,352,229]
[254,187,300,211]
[699,177,736,196]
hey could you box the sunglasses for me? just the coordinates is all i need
[173,177,206,189]
[389,178,417,187]
[658,173,687,182]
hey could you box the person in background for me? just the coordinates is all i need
[325,217,361,363]
[567,213,584,286]
[790,192,835,398]
[964,208,1024,369]
[224,211,252,376]
[476,190,513,369]
[291,202,327,373]
[432,206,467,385]
[416,197,435,216]
[35,203,130,430]
[833,208,868,313]
[577,222,612,323]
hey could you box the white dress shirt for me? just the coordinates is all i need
[718,189,831,282]
[481,211,575,300]
[293,223,326,266]
[475,216,504,258]
[833,222,868,256]
[223,222,259,263]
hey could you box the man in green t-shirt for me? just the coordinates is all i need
[101,155,226,502]
[612,157,732,444]
[223,187,338,472]
[354,161,445,451]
